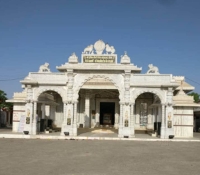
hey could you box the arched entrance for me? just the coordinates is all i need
[36,90,64,134]
[134,92,162,136]
[76,77,120,136]
[78,89,119,128]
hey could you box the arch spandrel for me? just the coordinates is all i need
[131,88,165,104]
[33,87,66,102]
[73,74,124,101]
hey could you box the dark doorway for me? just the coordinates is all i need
[100,102,115,125]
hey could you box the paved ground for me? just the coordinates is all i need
[1,128,200,140]
[0,139,200,175]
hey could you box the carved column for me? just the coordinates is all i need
[165,88,174,137]
[73,102,77,125]
[61,102,68,136]
[79,94,85,126]
[96,98,100,126]
[73,102,78,136]
[130,103,135,137]
[32,101,37,135]
[114,102,119,129]
[63,103,67,124]
[160,104,166,139]
[24,85,34,134]
[124,70,131,103]
[90,94,95,128]
[67,69,74,102]
[85,92,90,128]
[130,103,134,127]
[118,102,124,137]
[119,103,123,128]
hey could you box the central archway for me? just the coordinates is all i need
[76,76,120,136]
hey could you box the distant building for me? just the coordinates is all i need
[7,40,200,138]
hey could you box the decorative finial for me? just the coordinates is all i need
[120,51,130,64]
[180,80,183,91]
[68,52,78,64]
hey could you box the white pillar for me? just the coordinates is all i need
[73,102,78,136]
[130,104,134,127]
[32,101,37,135]
[90,96,95,128]
[29,102,33,134]
[119,103,123,127]
[160,104,166,139]
[73,103,77,125]
[118,102,124,137]
[114,102,119,129]
[24,102,33,134]
[63,103,67,124]
[96,99,100,126]
[61,103,67,136]
[85,93,90,128]
[77,101,80,123]
[80,95,84,126]
[130,103,135,137]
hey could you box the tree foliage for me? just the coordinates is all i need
[0,90,13,111]
[188,92,200,103]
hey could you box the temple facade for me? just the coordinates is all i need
[7,40,200,138]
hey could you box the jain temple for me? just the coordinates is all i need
[8,40,200,139]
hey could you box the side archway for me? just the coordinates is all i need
[131,88,165,135]
[33,87,66,133]
[34,87,66,102]
[131,88,165,104]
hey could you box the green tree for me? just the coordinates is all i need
[188,92,200,103]
[0,90,13,127]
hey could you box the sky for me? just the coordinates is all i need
[0,0,200,98]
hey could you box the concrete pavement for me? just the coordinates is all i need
[0,139,200,175]
[1,128,200,142]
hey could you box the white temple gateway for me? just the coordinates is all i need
[8,40,200,138]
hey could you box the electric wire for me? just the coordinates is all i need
[0,77,24,81]
[185,77,200,86]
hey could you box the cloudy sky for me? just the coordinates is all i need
[0,0,200,98]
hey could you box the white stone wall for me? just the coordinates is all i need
[29,72,67,85]
[130,74,174,86]
[173,107,193,137]
[12,104,26,132]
